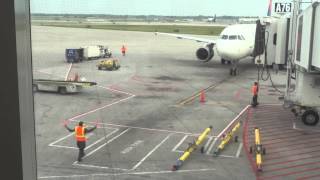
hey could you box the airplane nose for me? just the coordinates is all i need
[217,44,240,60]
[217,43,248,60]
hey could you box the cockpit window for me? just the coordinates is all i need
[228,35,237,40]
[241,35,245,40]
[221,35,228,39]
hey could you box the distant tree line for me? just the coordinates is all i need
[31,13,258,21]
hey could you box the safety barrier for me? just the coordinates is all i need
[213,122,241,156]
[172,126,212,171]
[250,127,266,171]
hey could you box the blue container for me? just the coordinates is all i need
[65,48,83,63]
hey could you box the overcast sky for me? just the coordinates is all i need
[30,0,291,16]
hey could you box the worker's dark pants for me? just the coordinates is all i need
[77,141,86,161]
[122,51,126,56]
[252,95,258,107]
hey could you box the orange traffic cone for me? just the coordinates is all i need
[200,90,206,103]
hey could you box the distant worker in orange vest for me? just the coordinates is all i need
[64,121,97,162]
[121,45,127,56]
[251,82,259,107]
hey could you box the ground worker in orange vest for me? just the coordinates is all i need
[251,82,259,107]
[121,45,127,56]
[64,121,97,162]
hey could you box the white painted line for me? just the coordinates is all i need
[203,136,213,152]
[49,145,78,150]
[68,95,135,121]
[130,134,172,171]
[218,154,238,158]
[72,162,129,171]
[65,63,73,81]
[206,137,218,155]
[74,120,217,136]
[98,85,135,96]
[38,168,216,179]
[85,128,119,150]
[75,128,131,162]
[49,127,118,149]
[216,105,250,139]
[236,143,243,158]
[48,132,75,146]
[172,135,188,152]
[123,168,216,175]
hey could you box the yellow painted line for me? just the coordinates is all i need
[177,80,227,106]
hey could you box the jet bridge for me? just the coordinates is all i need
[286,1,320,126]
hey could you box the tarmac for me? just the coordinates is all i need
[32,26,318,180]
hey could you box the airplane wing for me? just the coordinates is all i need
[155,32,216,44]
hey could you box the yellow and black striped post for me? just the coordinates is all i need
[213,122,240,156]
[250,127,266,171]
[172,126,212,171]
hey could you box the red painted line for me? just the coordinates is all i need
[264,155,320,166]
[234,89,241,101]
[263,160,320,173]
[243,112,258,174]
[266,143,320,154]
[248,123,291,129]
[259,167,320,180]
[296,174,320,180]
[261,133,320,144]
[256,128,295,135]
[263,135,320,146]
[248,123,292,129]
[258,129,300,137]
[248,121,292,127]
[246,139,320,150]
[265,149,320,161]
[250,114,294,119]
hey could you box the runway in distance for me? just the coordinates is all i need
[156,0,275,76]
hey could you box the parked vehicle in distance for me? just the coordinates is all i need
[97,58,120,71]
[65,48,84,63]
[65,45,112,63]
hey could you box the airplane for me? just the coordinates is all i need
[207,14,217,23]
[156,24,256,76]
[155,1,273,76]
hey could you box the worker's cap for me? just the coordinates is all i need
[78,121,84,126]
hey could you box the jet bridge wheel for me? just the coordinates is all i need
[302,110,319,126]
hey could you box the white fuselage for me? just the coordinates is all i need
[216,24,257,61]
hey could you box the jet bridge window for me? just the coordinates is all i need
[229,35,237,40]
[221,35,228,39]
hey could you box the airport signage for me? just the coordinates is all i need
[274,2,292,13]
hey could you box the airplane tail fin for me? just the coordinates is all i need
[267,0,272,16]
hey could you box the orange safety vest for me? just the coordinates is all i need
[121,46,126,52]
[75,126,86,142]
[251,85,258,96]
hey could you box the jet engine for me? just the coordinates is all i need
[196,44,214,62]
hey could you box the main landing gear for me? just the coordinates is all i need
[230,67,238,76]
